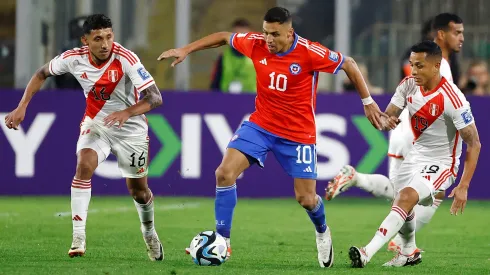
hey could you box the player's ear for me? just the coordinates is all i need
[81,35,88,46]
[436,30,445,41]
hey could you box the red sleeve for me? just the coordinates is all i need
[229,32,262,58]
[309,42,344,74]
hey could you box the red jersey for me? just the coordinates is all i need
[230,32,344,144]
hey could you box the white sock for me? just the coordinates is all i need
[414,199,442,232]
[364,205,407,260]
[71,178,92,236]
[355,173,394,200]
[399,211,416,255]
[134,191,155,236]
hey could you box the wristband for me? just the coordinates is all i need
[362,96,374,106]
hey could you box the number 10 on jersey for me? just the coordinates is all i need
[269,72,288,92]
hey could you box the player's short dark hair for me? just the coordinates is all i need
[264,7,292,24]
[432,13,463,32]
[83,14,112,35]
[411,40,442,59]
[232,18,251,28]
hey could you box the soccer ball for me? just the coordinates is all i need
[188,231,227,266]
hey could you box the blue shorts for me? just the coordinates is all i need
[227,121,317,179]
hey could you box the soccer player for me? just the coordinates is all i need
[158,7,386,268]
[4,14,164,261]
[348,41,480,268]
[326,13,465,251]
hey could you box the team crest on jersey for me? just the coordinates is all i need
[328,51,339,62]
[108,70,119,83]
[429,103,440,116]
[461,110,473,124]
[289,63,301,75]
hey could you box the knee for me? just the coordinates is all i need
[75,160,96,178]
[296,194,317,210]
[129,185,151,203]
[396,187,419,212]
[215,165,237,186]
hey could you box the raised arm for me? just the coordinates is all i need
[157,32,233,67]
[4,63,53,130]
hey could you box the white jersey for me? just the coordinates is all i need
[49,42,155,138]
[390,77,474,175]
[388,58,454,159]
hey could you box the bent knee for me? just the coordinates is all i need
[296,194,317,209]
[215,165,238,185]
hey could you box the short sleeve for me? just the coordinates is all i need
[443,86,475,130]
[390,77,412,109]
[309,42,344,74]
[229,32,262,58]
[118,48,155,91]
[48,48,84,75]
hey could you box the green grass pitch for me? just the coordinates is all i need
[0,197,488,274]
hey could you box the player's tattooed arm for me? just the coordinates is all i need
[140,84,163,109]
[449,122,481,215]
[4,63,53,129]
[103,84,162,128]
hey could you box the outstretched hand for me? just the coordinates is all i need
[157,48,189,67]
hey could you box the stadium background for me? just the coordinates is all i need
[0,1,489,274]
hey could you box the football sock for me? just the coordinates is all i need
[71,178,92,235]
[215,183,237,238]
[306,195,327,233]
[398,210,417,255]
[134,190,155,236]
[355,173,394,200]
[364,205,407,260]
[414,199,442,232]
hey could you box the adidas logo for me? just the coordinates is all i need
[137,167,145,174]
[259,58,267,65]
[303,166,313,173]
[80,72,88,79]
[72,215,83,221]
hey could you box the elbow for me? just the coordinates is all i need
[342,56,356,70]
[468,140,482,152]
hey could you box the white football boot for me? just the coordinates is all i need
[383,250,422,267]
[325,165,357,201]
[143,230,164,261]
[68,233,86,258]
[316,228,334,268]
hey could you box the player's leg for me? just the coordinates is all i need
[70,126,111,257]
[349,165,428,268]
[214,123,270,259]
[413,190,444,231]
[116,135,163,261]
[326,159,397,201]
[272,140,333,267]
[126,176,163,261]
[294,178,333,268]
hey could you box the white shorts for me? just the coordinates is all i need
[394,161,455,206]
[76,121,149,178]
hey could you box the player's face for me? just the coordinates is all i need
[409,52,441,86]
[82,28,114,61]
[262,21,294,54]
[442,22,464,53]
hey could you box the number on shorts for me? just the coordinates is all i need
[296,145,312,164]
[422,165,439,174]
[130,152,146,167]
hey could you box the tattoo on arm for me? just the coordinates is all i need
[35,63,52,80]
[140,84,163,109]
[385,103,403,118]
[459,124,480,147]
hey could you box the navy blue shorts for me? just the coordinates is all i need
[227,121,317,179]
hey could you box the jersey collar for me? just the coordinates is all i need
[276,33,298,57]
[419,76,447,97]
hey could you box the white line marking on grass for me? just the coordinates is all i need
[54,202,201,217]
